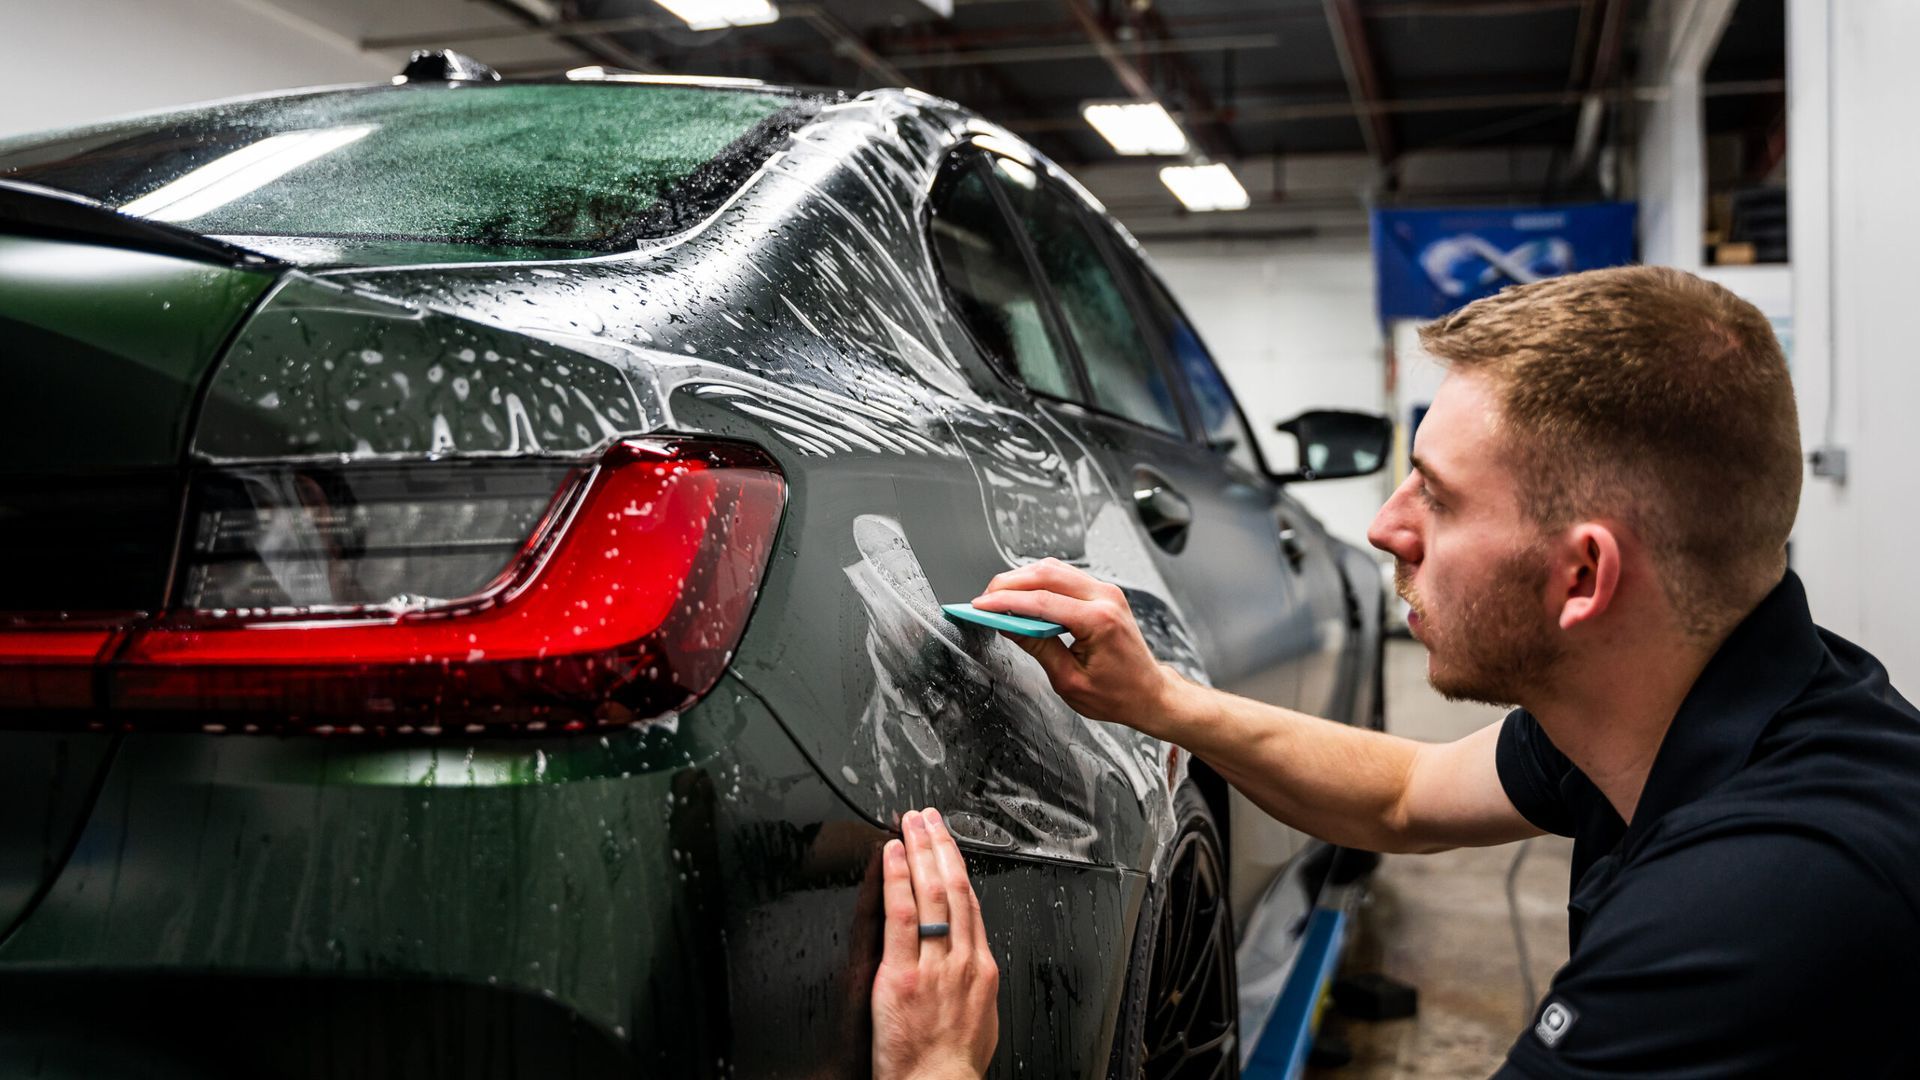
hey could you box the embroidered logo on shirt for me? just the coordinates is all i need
[1535,1000,1577,1048]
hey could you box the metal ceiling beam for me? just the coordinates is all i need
[1135,6,1244,160]
[879,5,1577,60]
[1567,0,1601,88]
[1056,0,1156,102]
[1563,0,1627,183]
[1322,0,1397,168]
[472,0,659,74]
[1050,0,1239,161]
[898,30,1053,137]
[1002,78,1787,134]
[1368,0,1582,14]
[795,7,914,88]
[885,33,1279,70]
[1589,0,1628,89]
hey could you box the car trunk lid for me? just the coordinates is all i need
[0,181,281,611]
[0,182,280,944]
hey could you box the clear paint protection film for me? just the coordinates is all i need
[184,90,1218,873]
[194,273,651,460]
[0,673,1142,1077]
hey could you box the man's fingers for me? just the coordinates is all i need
[922,809,980,951]
[902,810,951,955]
[878,839,919,969]
[980,559,1106,602]
[969,589,1101,637]
[1003,633,1083,688]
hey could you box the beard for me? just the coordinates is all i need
[1397,547,1563,707]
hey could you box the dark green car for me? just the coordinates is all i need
[0,57,1390,1079]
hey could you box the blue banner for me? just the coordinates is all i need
[1371,203,1637,324]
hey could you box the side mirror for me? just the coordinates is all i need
[1271,410,1393,483]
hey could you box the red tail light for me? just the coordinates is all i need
[0,439,784,734]
[0,621,124,710]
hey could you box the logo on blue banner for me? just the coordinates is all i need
[1371,203,1637,324]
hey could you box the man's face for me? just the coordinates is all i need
[1366,371,1564,706]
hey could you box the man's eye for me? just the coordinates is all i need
[1417,485,1443,511]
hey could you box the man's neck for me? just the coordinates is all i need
[1523,630,1720,825]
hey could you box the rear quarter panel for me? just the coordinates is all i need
[321,93,1207,875]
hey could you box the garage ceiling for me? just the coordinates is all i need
[308,0,1784,240]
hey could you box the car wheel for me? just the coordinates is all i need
[1110,786,1240,1080]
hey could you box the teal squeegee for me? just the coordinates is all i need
[941,603,1065,638]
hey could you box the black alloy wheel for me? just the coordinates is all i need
[1141,825,1239,1080]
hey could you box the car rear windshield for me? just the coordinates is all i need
[0,82,814,254]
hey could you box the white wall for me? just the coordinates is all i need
[1786,0,1920,693]
[0,0,394,139]
[1149,237,1392,550]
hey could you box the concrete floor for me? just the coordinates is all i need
[1306,639,1574,1079]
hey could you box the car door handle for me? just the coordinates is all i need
[1277,520,1305,570]
[1132,468,1192,554]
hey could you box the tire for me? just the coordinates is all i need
[1109,785,1240,1080]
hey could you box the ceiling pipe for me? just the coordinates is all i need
[887,32,1279,70]
[1561,0,1626,185]
[1002,78,1785,134]
[1057,0,1158,102]
[470,0,660,73]
[1322,0,1398,183]
[793,6,914,87]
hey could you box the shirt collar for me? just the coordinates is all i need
[1623,570,1826,846]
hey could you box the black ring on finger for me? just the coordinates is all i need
[917,923,951,938]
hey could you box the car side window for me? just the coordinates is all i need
[929,156,1082,401]
[987,161,1185,437]
[1137,270,1263,475]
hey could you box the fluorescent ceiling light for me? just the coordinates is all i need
[651,0,779,30]
[120,125,376,223]
[566,66,765,87]
[1081,101,1189,156]
[1159,163,1251,212]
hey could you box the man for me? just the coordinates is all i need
[945,267,1920,1076]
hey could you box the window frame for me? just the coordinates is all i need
[926,140,1198,443]
[923,144,1094,407]
[1126,257,1275,479]
[1046,189,1207,444]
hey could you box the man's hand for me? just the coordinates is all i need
[971,559,1188,736]
[871,808,999,1080]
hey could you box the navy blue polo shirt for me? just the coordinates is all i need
[1491,571,1920,1078]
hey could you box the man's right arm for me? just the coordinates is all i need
[972,560,1540,855]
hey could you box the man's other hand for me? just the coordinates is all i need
[871,808,999,1080]
[971,559,1185,735]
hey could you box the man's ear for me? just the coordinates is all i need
[1554,522,1621,631]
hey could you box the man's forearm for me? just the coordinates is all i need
[968,562,1525,853]
[1151,670,1442,854]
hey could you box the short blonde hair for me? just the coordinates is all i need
[1419,266,1800,638]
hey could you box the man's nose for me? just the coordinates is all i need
[1367,476,1422,562]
